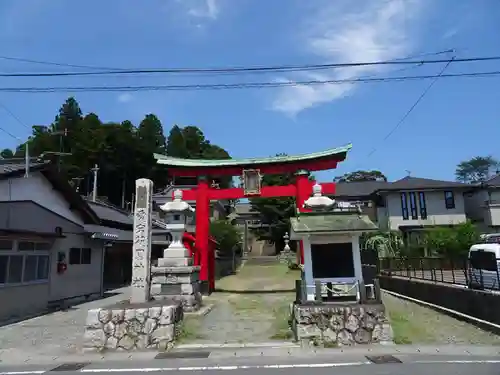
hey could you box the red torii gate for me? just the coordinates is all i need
[155,144,352,293]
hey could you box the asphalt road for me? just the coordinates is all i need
[1,361,498,375]
[1,352,500,375]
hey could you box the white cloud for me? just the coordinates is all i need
[187,0,219,20]
[272,0,423,116]
[117,93,133,103]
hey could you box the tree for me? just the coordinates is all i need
[7,96,232,208]
[210,219,242,256]
[335,170,387,182]
[455,156,499,183]
[164,125,232,187]
[0,149,14,159]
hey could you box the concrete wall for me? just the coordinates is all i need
[0,283,50,321]
[383,190,467,230]
[379,275,500,326]
[48,234,104,302]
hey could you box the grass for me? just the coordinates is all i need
[177,316,207,343]
[269,302,294,340]
[383,292,500,345]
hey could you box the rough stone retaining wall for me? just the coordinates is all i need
[83,303,183,351]
[291,303,393,347]
[379,275,500,326]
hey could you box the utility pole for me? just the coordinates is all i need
[24,142,29,178]
[91,164,99,202]
[121,175,126,209]
[50,129,68,173]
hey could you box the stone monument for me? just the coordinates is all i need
[82,179,184,352]
[131,178,153,304]
[150,189,202,311]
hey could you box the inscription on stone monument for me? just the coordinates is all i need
[130,178,153,304]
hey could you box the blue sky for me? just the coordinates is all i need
[0,0,499,183]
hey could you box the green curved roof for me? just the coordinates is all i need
[154,144,352,168]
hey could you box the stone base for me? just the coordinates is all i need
[151,264,202,312]
[83,302,183,352]
[291,303,393,347]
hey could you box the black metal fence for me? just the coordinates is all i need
[379,254,500,291]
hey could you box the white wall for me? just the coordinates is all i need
[384,190,467,230]
[49,234,104,301]
[0,172,85,225]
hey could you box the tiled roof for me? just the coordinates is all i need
[334,181,389,197]
[0,158,47,176]
[485,174,500,187]
[87,201,134,226]
[379,176,470,191]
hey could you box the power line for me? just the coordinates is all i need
[0,56,498,78]
[0,55,124,71]
[0,49,454,73]
[0,70,497,93]
[364,58,455,159]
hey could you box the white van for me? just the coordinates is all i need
[467,244,500,290]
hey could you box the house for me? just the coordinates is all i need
[372,177,470,235]
[334,176,471,238]
[0,159,170,322]
[464,174,500,232]
[85,199,172,288]
[0,159,106,321]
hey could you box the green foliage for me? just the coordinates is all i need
[455,156,499,183]
[423,221,480,258]
[363,231,405,258]
[1,149,14,159]
[3,97,231,207]
[210,219,241,256]
[335,170,387,182]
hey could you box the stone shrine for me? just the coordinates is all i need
[82,179,184,352]
[289,184,394,347]
[150,189,202,311]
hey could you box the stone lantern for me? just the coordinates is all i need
[150,189,202,312]
[160,189,194,253]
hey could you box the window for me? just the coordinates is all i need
[409,192,418,219]
[418,192,427,219]
[69,247,92,265]
[0,239,50,285]
[444,191,455,209]
[69,248,80,264]
[400,193,409,220]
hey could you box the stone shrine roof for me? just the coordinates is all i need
[290,212,377,234]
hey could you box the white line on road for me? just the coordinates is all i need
[3,359,500,374]
[81,362,371,372]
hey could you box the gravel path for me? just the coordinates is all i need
[0,287,129,358]
[183,259,297,344]
[383,292,500,345]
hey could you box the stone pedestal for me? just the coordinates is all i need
[150,248,202,312]
[291,303,394,347]
[83,302,183,352]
